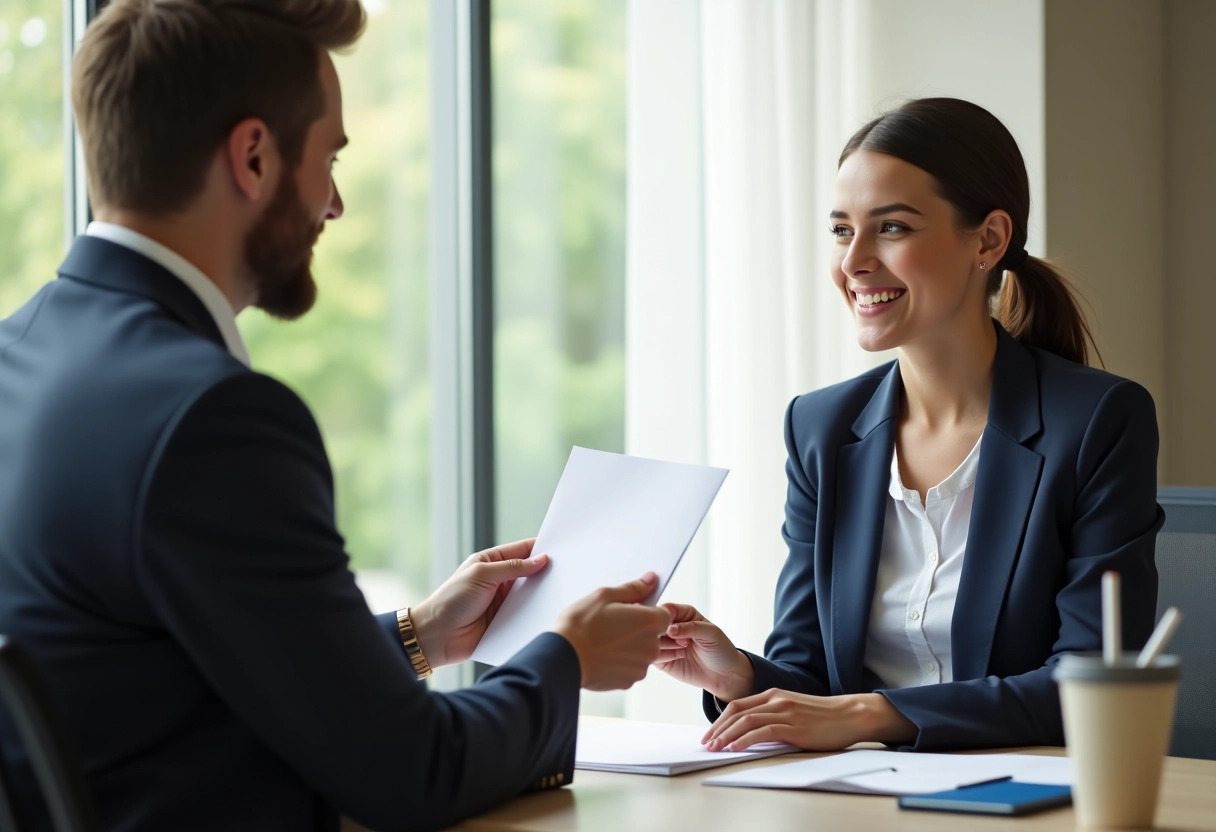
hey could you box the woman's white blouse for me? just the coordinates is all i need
[864,436,982,689]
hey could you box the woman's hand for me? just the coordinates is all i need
[653,603,755,703]
[701,690,917,751]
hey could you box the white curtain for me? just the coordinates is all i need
[624,0,1045,722]
[700,0,879,657]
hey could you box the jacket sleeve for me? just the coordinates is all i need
[136,373,580,831]
[880,380,1163,750]
[702,396,835,721]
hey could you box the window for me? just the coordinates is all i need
[0,0,65,316]
[488,0,627,711]
[490,0,627,544]
[237,0,432,609]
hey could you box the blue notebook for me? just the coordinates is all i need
[898,781,1072,816]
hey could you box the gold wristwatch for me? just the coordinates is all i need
[396,607,433,680]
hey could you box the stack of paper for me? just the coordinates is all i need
[576,720,796,776]
[702,749,1074,795]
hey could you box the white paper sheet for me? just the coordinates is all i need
[702,749,1074,795]
[471,447,728,666]
[576,719,796,776]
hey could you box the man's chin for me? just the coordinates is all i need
[255,271,318,321]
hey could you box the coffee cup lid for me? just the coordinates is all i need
[1053,652,1180,683]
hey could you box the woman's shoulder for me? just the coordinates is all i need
[786,360,896,437]
[1026,343,1156,412]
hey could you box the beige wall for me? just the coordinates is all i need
[1044,0,1169,474]
[1045,0,1216,486]
[1164,0,1216,487]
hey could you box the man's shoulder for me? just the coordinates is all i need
[162,369,319,446]
[2,274,319,489]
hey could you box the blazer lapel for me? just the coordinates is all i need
[831,362,900,693]
[57,235,228,350]
[952,326,1045,679]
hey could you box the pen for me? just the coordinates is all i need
[1103,571,1121,665]
[958,775,1014,789]
[839,767,898,779]
[1136,606,1182,668]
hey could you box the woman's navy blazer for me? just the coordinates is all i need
[711,322,1163,751]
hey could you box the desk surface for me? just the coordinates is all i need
[450,729,1216,831]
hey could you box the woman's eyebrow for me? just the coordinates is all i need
[829,202,924,220]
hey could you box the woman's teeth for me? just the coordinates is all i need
[856,290,905,307]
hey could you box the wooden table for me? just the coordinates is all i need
[449,742,1216,831]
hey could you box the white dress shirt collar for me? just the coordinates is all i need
[85,222,251,367]
[888,434,982,504]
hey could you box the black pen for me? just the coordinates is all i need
[958,775,1014,789]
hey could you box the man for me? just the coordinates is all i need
[0,1,670,829]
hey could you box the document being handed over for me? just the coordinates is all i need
[471,446,728,666]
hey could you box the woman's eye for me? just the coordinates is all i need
[829,225,853,238]
[880,221,906,234]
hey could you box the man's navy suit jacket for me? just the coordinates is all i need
[707,323,1163,750]
[0,236,580,831]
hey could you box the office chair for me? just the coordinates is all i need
[0,636,98,831]
[1155,487,1216,760]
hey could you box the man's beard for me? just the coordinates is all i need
[243,172,322,321]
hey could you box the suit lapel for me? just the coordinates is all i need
[831,363,900,692]
[57,235,228,350]
[952,326,1045,679]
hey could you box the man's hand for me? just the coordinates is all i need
[653,603,755,702]
[552,573,672,691]
[410,539,548,667]
[700,690,917,751]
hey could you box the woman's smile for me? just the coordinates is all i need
[852,287,906,313]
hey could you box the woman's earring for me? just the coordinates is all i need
[978,262,987,270]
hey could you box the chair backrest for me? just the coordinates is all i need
[0,636,97,832]
[1156,487,1216,760]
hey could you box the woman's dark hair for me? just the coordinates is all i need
[840,98,1099,366]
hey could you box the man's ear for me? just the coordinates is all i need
[225,118,279,203]
[977,209,1014,265]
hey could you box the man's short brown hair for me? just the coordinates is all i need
[73,0,365,215]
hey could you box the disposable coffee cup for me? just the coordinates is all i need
[1054,652,1181,828]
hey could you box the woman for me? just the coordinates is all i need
[657,98,1163,752]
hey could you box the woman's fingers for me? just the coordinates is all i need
[702,691,779,745]
[720,723,786,752]
[655,645,687,663]
[659,602,705,624]
[705,711,787,751]
[666,619,726,647]
[701,691,868,752]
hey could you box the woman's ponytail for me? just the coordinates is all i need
[995,257,1101,367]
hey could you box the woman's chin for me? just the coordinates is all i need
[854,328,897,354]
